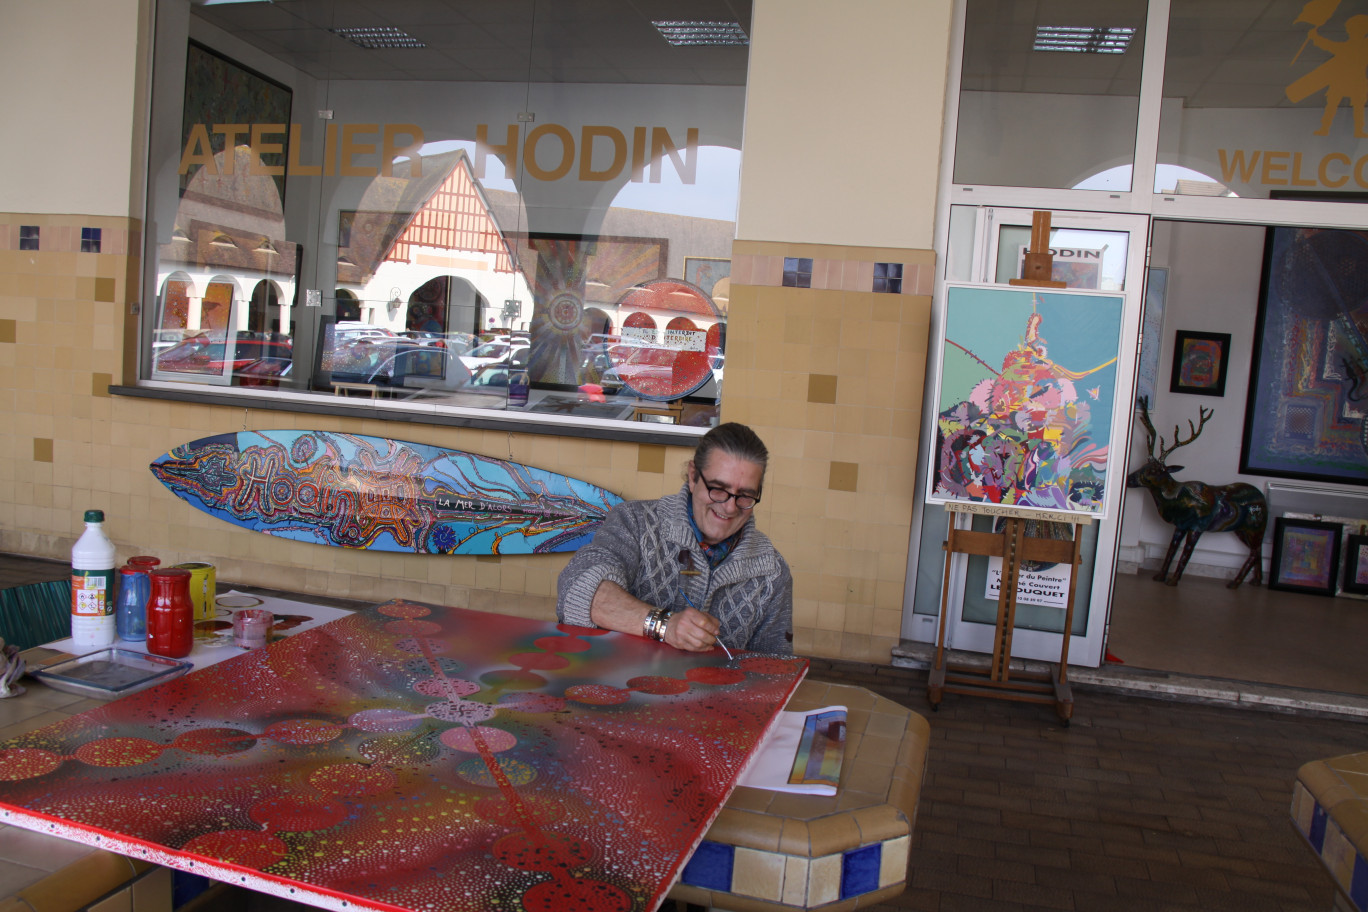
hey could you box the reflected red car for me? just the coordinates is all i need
[157,336,293,375]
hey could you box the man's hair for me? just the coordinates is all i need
[693,422,769,478]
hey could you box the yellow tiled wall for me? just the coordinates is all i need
[724,241,932,661]
[0,215,931,664]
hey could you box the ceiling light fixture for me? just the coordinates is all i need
[1034,25,1135,54]
[652,20,748,46]
[330,26,426,49]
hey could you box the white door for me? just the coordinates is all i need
[929,205,1150,668]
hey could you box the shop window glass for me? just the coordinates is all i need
[141,1,748,431]
[19,226,38,251]
[953,0,1148,190]
[1157,1,1368,199]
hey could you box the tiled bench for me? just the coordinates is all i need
[1292,751,1368,912]
[670,680,931,911]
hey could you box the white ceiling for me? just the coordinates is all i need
[192,0,753,84]
[195,0,1334,108]
[961,0,1328,109]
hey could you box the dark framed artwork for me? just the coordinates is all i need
[181,41,293,202]
[684,257,731,300]
[1169,330,1230,396]
[1343,533,1368,595]
[1269,517,1342,596]
[505,233,669,385]
[1241,223,1368,485]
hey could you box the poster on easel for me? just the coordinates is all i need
[927,283,1129,520]
[984,559,1071,608]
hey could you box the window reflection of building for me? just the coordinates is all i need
[146,7,742,425]
[154,143,296,384]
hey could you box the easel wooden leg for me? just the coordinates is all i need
[931,509,1086,724]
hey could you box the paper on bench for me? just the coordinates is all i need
[736,705,847,795]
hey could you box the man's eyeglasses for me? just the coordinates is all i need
[697,473,760,510]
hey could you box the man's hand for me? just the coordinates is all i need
[589,581,724,652]
[664,608,721,652]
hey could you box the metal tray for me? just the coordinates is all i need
[29,648,192,699]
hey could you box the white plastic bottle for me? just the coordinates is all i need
[71,509,117,649]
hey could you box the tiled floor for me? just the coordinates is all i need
[1106,570,1368,697]
[0,553,1363,911]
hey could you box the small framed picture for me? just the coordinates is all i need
[1269,517,1342,596]
[1343,534,1368,595]
[1170,330,1232,397]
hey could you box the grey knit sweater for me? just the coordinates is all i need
[556,484,793,654]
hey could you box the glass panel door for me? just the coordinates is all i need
[920,205,1149,667]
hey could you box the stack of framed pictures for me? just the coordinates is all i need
[1270,514,1368,597]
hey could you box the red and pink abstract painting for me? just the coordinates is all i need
[0,602,807,912]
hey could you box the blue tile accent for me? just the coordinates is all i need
[681,841,734,891]
[1310,803,1328,852]
[839,843,882,899]
[782,257,812,288]
[1351,851,1367,911]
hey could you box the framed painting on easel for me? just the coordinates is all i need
[926,283,1130,521]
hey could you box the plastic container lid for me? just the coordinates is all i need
[84,510,104,523]
[150,568,191,578]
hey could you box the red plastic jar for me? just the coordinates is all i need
[147,568,193,659]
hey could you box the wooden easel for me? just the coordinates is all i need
[1008,211,1066,289]
[927,506,1086,724]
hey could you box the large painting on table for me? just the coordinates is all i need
[0,602,806,912]
[1241,225,1368,485]
[928,284,1127,518]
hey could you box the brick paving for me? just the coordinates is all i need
[2,555,1361,910]
[807,658,1365,912]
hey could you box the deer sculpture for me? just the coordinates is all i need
[1126,398,1268,588]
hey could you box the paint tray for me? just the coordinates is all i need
[30,648,192,699]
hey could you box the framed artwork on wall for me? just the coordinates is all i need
[1241,223,1368,485]
[1269,517,1342,596]
[1343,533,1368,595]
[181,41,293,202]
[1169,330,1231,397]
[684,257,731,301]
[1135,267,1167,408]
[926,283,1130,519]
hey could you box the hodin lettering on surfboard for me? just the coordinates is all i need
[150,431,623,555]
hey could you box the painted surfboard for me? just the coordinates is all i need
[150,430,623,555]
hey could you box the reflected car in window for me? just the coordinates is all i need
[155,335,294,377]
[460,342,529,372]
[236,357,293,389]
[361,345,474,396]
[469,363,513,388]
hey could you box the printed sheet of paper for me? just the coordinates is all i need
[737,705,846,796]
